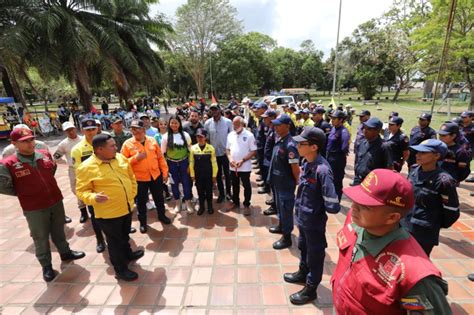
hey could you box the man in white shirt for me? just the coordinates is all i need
[226,116,257,215]
[53,122,84,223]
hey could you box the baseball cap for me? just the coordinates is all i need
[388,116,404,125]
[255,103,268,110]
[460,111,471,118]
[95,119,102,126]
[358,110,371,117]
[62,121,76,131]
[261,109,277,118]
[139,113,149,119]
[293,126,326,148]
[410,139,447,157]
[209,103,221,110]
[438,122,459,135]
[13,124,31,131]
[110,115,123,123]
[81,118,97,130]
[271,114,292,126]
[195,128,208,137]
[389,111,399,117]
[418,112,432,120]
[130,119,145,128]
[363,117,383,129]
[343,169,414,210]
[10,128,35,142]
[312,107,326,114]
[330,110,345,119]
[301,108,310,115]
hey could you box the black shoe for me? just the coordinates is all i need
[165,192,172,201]
[128,249,144,262]
[158,214,171,225]
[284,266,309,284]
[265,199,274,206]
[468,274,474,282]
[263,207,277,216]
[269,225,283,234]
[115,269,138,281]
[226,194,232,201]
[208,208,214,215]
[197,206,205,216]
[257,182,265,187]
[465,177,474,183]
[258,188,269,194]
[42,265,57,282]
[129,227,137,234]
[140,225,148,233]
[79,208,88,223]
[60,250,86,261]
[64,216,72,224]
[217,196,225,203]
[96,241,106,253]
[289,284,318,305]
[273,234,292,250]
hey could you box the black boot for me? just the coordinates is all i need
[79,207,88,223]
[207,199,214,214]
[289,283,318,305]
[284,265,309,284]
[128,249,145,262]
[115,269,139,281]
[60,250,86,261]
[269,224,283,234]
[64,216,72,224]
[42,265,57,282]
[263,206,277,216]
[158,211,171,225]
[273,234,292,250]
[96,239,106,253]
[197,203,205,215]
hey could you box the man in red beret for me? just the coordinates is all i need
[331,169,451,314]
[0,128,85,282]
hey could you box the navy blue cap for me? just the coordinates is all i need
[195,128,208,137]
[293,126,326,147]
[438,122,459,135]
[389,111,399,117]
[388,116,404,125]
[451,117,462,125]
[81,118,97,130]
[410,139,447,158]
[255,103,268,110]
[330,110,345,119]
[363,117,383,129]
[312,107,326,114]
[358,110,371,117]
[419,112,432,120]
[460,111,471,118]
[301,108,310,115]
[271,114,292,125]
[261,109,277,118]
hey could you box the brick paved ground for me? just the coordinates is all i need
[0,140,473,314]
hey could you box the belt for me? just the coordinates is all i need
[166,157,188,162]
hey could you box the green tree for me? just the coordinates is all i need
[298,40,325,89]
[171,0,242,98]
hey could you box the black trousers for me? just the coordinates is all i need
[87,206,104,242]
[136,176,165,226]
[230,171,251,207]
[196,176,213,210]
[216,155,231,198]
[96,213,133,273]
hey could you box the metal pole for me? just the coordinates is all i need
[332,0,342,97]
[210,52,213,97]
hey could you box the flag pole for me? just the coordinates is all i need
[332,0,342,98]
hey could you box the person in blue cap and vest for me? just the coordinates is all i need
[384,116,409,172]
[268,114,300,250]
[354,117,393,185]
[408,112,437,167]
[402,139,460,256]
[284,126,340,305]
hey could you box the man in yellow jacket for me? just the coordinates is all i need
[76,134,143,281]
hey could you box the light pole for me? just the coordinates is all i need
[209,52,213,97]
[332,0,342,98]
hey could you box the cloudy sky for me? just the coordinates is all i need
[151,0,394,58]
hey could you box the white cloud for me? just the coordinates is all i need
[151,0,394,57]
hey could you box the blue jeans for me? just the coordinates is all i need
[167,158,192,201]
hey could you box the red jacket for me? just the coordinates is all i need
[331,211,441,314]
[2,150,63,211]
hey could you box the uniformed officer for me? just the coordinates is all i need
[460,111,473,152]
[332,169,452,314]
[326,110,350,200]
[354,109,371,154]
[408,113,437,167]
[268,114,300,250]
[311,107,332,157]
[0,128,85,282]
[284,127,340,305]
[438,122,472,183]
[383,116,409,172]
[402,139,460,256]
[261,109,278,216]
[189,128,218,215]
[110,115,132,152]
[255,103,270,194]
[354,117,393,185]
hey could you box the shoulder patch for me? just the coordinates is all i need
[400,295,433,311]
[288,151,295,159]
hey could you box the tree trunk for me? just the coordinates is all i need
[392,88,401,102]
[469,87,473,111]
[0,65,26,107]
[423,81,434,98]
[74,62,93,112]
[111,61,132,104]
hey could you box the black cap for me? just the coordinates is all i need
[419,112,432,120]
[330,110,345,119]
[195,128,208,137]
[358,110,371,117]
[388,116,404,125]
[312,107,326,114]
[81,118,97,130]
[261,109,277,118]
[363,117,383,129]
[130,119,145,128]
[460,111,471,118]
[293,126,326,148]
[209,104,221,110]
[389,111,399,117]
[438,122,459,135]
[271,114,292,125]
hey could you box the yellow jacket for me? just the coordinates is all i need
[189,143,218,178]
[76,153,137,219]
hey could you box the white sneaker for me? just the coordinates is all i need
[172,200,182,214]
[185,200,195,214]
[146,201,156,210]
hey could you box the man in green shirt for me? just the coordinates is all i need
[110,115,132,152]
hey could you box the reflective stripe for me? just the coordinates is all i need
[289,159,299,164]
[324,196,339,203]
[443,205,459,211]
[441,194,449,200]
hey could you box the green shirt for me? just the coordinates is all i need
[110,130,132,152]
[351,224,452,314]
